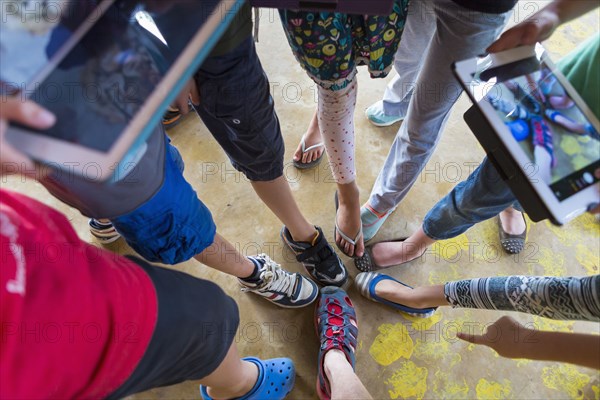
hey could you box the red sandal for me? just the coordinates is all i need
[314,286,358,400]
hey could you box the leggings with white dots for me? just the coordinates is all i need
[317,80,358,184]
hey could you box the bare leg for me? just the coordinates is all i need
[325,350,371,399]
[194,233,255,278]
[336,181,364,257]
[200,342,259,399]
[374,281,447,309]
[370,226,435,268]
[293,109,325,165]
[498,206,526,235]
[252,177,317,242]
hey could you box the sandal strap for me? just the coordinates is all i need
[316,298,358,359]
[300,137,325,153]
[295,231,329,263]
[316,296,358,399]
[335,221,363,245]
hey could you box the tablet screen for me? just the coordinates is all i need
[0,0,225,152]
[477,54,600,201]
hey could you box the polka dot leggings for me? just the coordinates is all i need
[317,80,358,184]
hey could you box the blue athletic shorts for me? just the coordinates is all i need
[112,139,216,265]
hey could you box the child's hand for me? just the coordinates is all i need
[486,9,560,53]
[172,78,200,115]
[457,316,538,359]
[0,98,55,176]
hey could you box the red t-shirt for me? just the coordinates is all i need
[0,189,157,399]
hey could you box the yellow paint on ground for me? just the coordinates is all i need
[386,361,428,400]
[592,385,599,400]
[544,213,599,248]
[560,135,582,156]
[412,338,447,360]
[516,358,532,367]
[578,135,591,144]
[475,378,512,399]
[428,265,463,285]
[531,316,573,332]
[404,312,442,331]
[542,364,591,400]
[572,154,592,171]
[432,233,470,261]
[575,244,599,275]
[413,338,461,367]
[536,246,567,276]
[369,323,413,366]
[432,369,469,399]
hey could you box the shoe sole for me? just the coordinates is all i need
[293,154,323,170]
[241,284,319,309]
[90,234,121,244]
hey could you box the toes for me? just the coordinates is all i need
[346,243,355,257]
[293,147,303,162]
[355,238,365,258]
[315,148,323,161]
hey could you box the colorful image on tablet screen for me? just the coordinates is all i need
[485,63,600,201]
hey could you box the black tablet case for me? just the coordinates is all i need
[463,105,557,224]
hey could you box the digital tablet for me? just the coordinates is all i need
[249,0,394,14]
[453,44,600,225]
[1,0,243,181]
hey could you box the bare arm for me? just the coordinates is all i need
[487,0,599,53]
[458,316,600,369]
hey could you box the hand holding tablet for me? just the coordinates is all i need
[0,98,55,177]
[454,44,600,224]
[1,0,243,181]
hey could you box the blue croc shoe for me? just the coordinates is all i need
[365,101,404,127]
[200,357,295,400]
[355,272,436,318]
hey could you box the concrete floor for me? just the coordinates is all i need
[5,2,600,399]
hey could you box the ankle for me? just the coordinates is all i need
[364,203,387,218]
[323,349,352,382]
[207,360,258,399]
[240,257,263,283]
[500,207,520,218]
[289,225,318,244]
[337,184,360,205]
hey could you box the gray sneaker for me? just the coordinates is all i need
[240,254,319,308]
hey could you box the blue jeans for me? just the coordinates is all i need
[423,157,522,240]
